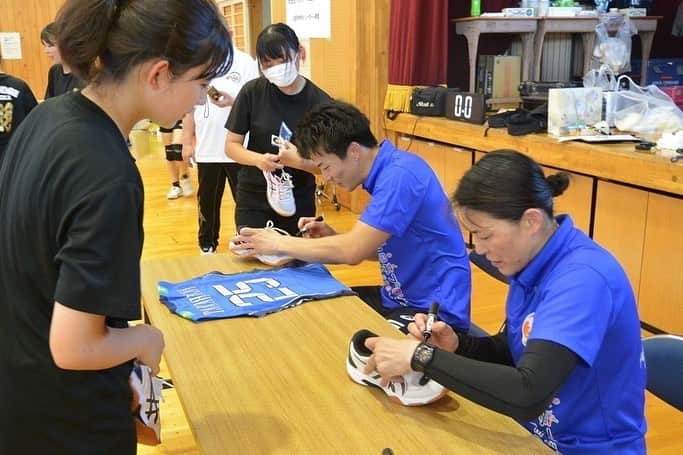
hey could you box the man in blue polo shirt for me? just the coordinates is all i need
[231,100,471,333]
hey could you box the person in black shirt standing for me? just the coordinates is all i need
[0,51,38,159]
[40,22,84,98]
[0,1,233,453]
[226,23,331,235]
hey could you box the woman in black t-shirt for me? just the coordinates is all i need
[226,23,331,235]
[40,22,84,98]
[0,1,233,453]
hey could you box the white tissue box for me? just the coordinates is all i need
[502,7,535,17]
[547,6,582,16]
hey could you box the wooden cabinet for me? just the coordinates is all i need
[541,166,593,234]
[593,181,648,300]
[593,182,683,335]
[639,192,683,334]
[443,145,474,198]
[412,140,473,239]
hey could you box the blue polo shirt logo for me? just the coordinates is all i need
[521,312,535,346]
[378,247,408,306]
[530,396,562,452]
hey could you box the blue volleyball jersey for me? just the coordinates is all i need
[359,140,471,330]
[158,262,354,321]
[506,215,646,454]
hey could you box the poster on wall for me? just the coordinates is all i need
[0,32,22,60]
[286,0,331,39]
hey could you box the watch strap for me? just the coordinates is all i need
[411,342,435,372]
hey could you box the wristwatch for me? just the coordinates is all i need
[411,342,435,372]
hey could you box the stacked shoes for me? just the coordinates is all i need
[264,170,296,217]
[229,220,295,267]
[346,329,448,406]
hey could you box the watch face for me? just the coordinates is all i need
[413,343,435,371]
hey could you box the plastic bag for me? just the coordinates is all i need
[583,64,618,91]
[593,17,634,75]
[613,75,683,136]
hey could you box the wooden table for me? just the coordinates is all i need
[141,254,549,454]
[532,17,598,81]
[630,16,662,84]
[453,17,537,93]
[531,15,661,83]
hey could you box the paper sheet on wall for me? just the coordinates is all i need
[286,0,331,39]
[0,33,22,60]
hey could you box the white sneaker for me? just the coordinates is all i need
[346,329,448,406]
[229,220,295,267]
[263,170,296,217]
[180,177,193,197]
[166,185,183,199]
[130,363,163,445]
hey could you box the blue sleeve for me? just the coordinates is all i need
[529,267,613,367]
[359,166,428,237]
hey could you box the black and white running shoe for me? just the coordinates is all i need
[346,329,448,406]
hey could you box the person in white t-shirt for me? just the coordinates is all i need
[183,46,258,254]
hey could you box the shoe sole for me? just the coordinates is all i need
[345,358,447,407]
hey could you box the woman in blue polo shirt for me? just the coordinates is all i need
[364,150,646,454]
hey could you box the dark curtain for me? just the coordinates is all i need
[448,0,519,90]
[648,0,683,58]
[388,0,449,85]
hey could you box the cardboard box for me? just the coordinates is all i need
[630,59,683,87]
[492,56,521,99]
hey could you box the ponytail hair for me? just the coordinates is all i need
[453,150,570,221]
[56,0,233,84]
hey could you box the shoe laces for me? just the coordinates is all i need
[264,220,290,236]
[268,171,294,201]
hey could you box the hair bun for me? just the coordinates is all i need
[546,173,570,197]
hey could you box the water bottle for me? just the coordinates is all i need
[471,0,481,17]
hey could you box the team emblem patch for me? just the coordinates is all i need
[521,312,535,346]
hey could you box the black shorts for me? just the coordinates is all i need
[165,144,183,161]
[352,286,470,336]
[159,120,183,133]
[352,286,423,334]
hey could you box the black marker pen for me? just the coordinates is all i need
[423,301,440,342]
[297,215,324,236]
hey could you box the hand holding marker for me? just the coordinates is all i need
[419,302,439,385]
[296,215,324,236]
[423,301,440,341]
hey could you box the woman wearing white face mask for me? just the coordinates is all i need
[225,23,331,236]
